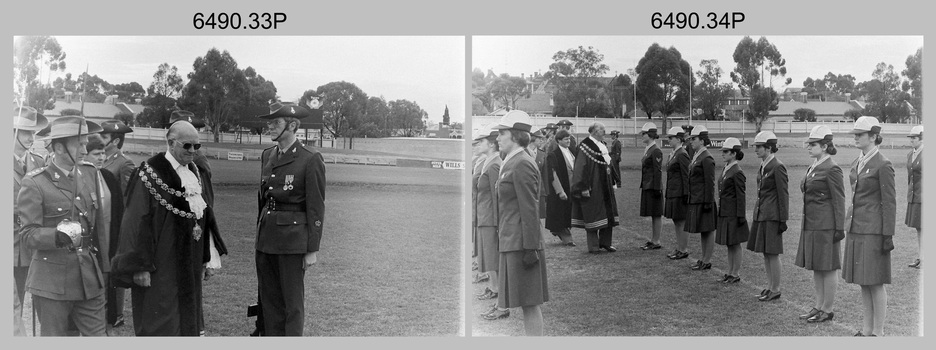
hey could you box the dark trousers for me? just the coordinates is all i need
[104,273,126,324]
[551,228,573,243]
[33,294,106,336]
[256,251,306,336]
[586,227,614,252]
[14,266,28,309]
[611,159,622,187]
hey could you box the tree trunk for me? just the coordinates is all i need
[213,124,220,143]
[754,117,763,134]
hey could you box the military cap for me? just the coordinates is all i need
[257,102,312,120]
[556,119,573,126]
[13,106,49,131]
[753,131,778,145]
[806,125,833,143]
[907,125,923,138]
[170,110,206,128]
[36,116,102,141]
[850,116,881,134]
[99,120,133,134]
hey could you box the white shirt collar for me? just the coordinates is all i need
[761,153,775,168]
[165,151,186,171]
[588,136,609,153]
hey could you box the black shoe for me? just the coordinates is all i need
[755,289,769,298]
[758,290,781,301]
[718,274,729,282]
[670,251,689,260]
[807,311,834,323]
[112,315,125,328]
[799,308,820,320]
[692,261,711,270]
[566,241,577,247]
[909,259,921,268]
[854,331,864,337]
[724,275,741,284]
[600,245,617,252]
[689,260,703,270]
[644,242,662,250]
[640,241,653,249]
[700,262,712,270]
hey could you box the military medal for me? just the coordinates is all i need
[193,224,202,241]
[284,175,295,190]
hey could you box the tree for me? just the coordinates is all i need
[544,46,611,118]
[180,48,250,141]
[693,59,734,120]
[13,36,66,112]
[363,96,390,137]
[635,43,692,131]
[77,72,112,102]
[138,94,177,127]
[111,82,146,102]
[486,74,531,111]
[114,111,135,126]
[300,81,367,138]
[607,74,632,118]
[730,36,792,96]
[857,62,910,123]
[237,66,278,134]
[388,99,427,137]
[471,68,495,114]
[844,108,863,121]
[148,63,185,99]
[793,108,816,122]
[442,105,451,125]
[746,85,779,133]
[902,47,922,119]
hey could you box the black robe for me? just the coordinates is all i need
[111,153,226,336]
[545,147,572,231]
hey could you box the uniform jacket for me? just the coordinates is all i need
[610,139,623,163]
[102,150,134,196]
[846,151,896,236]
[18,162,105,301]
[571,137,619,230]
[111,153,226,335]
[496,150,543,252]
[14,151,45,267]
[472,156,483,228]
[907,148,922,203]
[687,148,716,205]
[718,163,747,218]
[257,140,326,254]
[665,146,690,199]
[641,143,663,190]
[801,157,846,231]
[753,156,789,222]
[476,154,502,228]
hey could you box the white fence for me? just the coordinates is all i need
[471,116,918,136]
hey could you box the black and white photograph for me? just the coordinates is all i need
[12,35,465,336]
[470,35,923,336]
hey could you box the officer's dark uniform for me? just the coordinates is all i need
[256,103,326,336]
[18,160,107,336]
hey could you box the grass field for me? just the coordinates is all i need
[22,161,463,336]
[472,146,921,336]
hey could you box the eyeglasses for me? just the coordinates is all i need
[171,139,202,150]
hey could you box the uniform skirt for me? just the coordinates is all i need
[476,226,499,273]
[906,203,921,229]
[746,220,783,255]
[684,203,717,233]
[716,216,750,246]
[498,250,549,308]
[639,189,664,217]
[795,230,841,271]
[842,233,891,285]
[664,196,687,221]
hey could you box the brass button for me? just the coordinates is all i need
[269,187,273,190]
[271,174,275,177]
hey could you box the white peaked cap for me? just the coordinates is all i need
[754,131,778,145]
[807,125,833,143]
[492,110,533,132]
[721,137,742,150]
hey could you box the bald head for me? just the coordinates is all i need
[167,121,200,165]
[588,122,606,138]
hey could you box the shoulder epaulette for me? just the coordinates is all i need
[298,143,320,155]
[25,167,46,177]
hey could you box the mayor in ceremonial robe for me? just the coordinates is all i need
[111,121,226,336]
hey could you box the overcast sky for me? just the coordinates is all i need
[473,36,923,88]
[44,36,465,123]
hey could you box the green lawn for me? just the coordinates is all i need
[472,148,921,336]
[22,164,462,336]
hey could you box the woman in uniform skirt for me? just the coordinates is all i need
[795,125,846,323]
[664,127,691,259]
[905,125,923,269]
[476,131,507,316]
[639,123,664,250]
[684,125,717,270]
[748,131,789,302]
[485,110,548,336]
[716,138,749,283]
[844,117,896,337]
[545,129,576,246]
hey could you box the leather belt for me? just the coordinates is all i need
[267,199,305,212]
